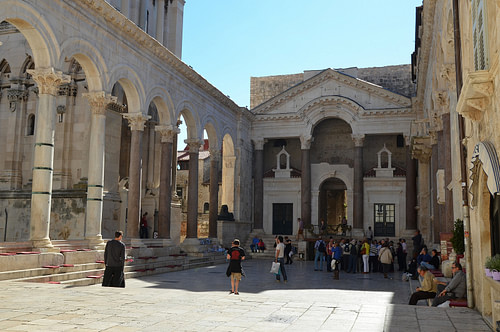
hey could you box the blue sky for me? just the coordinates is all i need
[182,0,423,109]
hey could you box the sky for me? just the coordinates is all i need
[178,0,423,149]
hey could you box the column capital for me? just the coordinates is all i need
[83,91,117,115]
[412,137,432,162]
[123,113,151,131]
[253,138,266,150]
[352,134,365,147]
[155,124,179,143]
[185,138,203,153]
[300,135,313,149]
[27,68,71,96]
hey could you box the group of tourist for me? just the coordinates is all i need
[312,236,409,279]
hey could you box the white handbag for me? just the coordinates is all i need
[331,258,337,270]
[270,261,280,274]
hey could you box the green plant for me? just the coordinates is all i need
[487,254,500,271]
[450,219,465,255]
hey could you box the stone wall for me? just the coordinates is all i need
[250,73,303,109]
[355,65,416,98]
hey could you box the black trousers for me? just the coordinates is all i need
[409,291,436,305]
[102,266,125,287]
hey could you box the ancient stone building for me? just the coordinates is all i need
[411,0,500,325]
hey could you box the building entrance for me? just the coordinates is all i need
[318,178,347,227]
[272,203,293,235]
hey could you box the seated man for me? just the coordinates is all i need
[432,262,466,307]
[409,266,437,305]
[250,235,259,253]
[416,248,432,266]
[421,249,440,270]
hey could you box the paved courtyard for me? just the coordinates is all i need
[0,259,492,332]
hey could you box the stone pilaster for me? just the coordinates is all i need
[253,139,265,230]
[123,113,150,238]
[352,134,365,230]
[405,144,418,230]
[412,137,432,242]
[300,135,312,226]
[209,148,221,238]
[146,122,156,190]
[186,138,202,238]
[83,91,116,249]
[28,68,70,249]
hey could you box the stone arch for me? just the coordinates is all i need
[300,95,361,136]
[59,37,109,92]
[176,100,200,140]
[107,65,145,114]
[203,119,220,151]
[1,2,60,68]
[221,133,236,214]
[145,87,175,126]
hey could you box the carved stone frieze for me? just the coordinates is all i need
[59,82,78,97]
[27,68,71,96]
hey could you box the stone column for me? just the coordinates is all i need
[123,113,150,238]
[300,135,312,226]
[155,125,177,239]
[442,112,454,232]
[209,148,220,238]
[413,140,432,242]
[28,68,70,249]
[253,139,264,230]
[146,122,155,190]
[352,134,365,230]
[156,0,165,43]
[83,91,116,249]
[186,139,202,238]
[405,141,418,230]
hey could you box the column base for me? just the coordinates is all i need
[87,236,105,250]
[31,238,54,250]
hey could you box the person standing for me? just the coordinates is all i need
[378,242,393,279]
[102,231,126,288]
[296,218,304,240]
[284,237,293,265]
[275,236,287,283]
[140,212,148,239]
[408,266,437,305]
[326,237,334,272]
[365,226,373,241]
[347,239,358,273]
[360,239,370,273]
[369,240,379,272]
[331,241,343,280]
[226,239,245,295]
[412,229,423,259]
[314,236,326,271]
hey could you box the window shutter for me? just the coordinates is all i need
[472,0,489,70]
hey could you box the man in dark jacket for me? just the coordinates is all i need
[102,231,126,287]
[226,239,245,295]
[432,262,467,306]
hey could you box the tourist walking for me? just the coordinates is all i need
[275,236,287,282]
[314,236,326,271]
[102,231,126,288]
[226,239,245,295]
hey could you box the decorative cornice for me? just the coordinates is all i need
[27,68,71,96]
[7,89,28,102]
[252,69,411,115]
[76,0,246,115]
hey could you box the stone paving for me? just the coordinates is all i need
[0,259,492,331]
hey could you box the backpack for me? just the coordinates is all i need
[350,244,358,256]
[318,241,326,253]
[344,243,350,253]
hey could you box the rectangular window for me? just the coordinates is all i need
[472,0,489,70]
[374,203,395,237]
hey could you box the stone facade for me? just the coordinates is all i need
[410,0,500,325]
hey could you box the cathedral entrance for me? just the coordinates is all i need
[272,203,293,235]
[318,178,347,228]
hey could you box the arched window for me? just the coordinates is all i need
[203,202,209,214]
[27,114,35,136]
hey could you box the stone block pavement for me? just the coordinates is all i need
[0,259,492,331]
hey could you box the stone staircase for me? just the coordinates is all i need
[0,240,226,286]
[243,232,279,260]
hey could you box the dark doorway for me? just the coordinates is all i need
[374,203,395,237]
[489,194,500,256]
[319,178,347,227]
[273,203,293,235]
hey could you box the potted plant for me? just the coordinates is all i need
[450,219,465,256]
[489,255,500,281]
